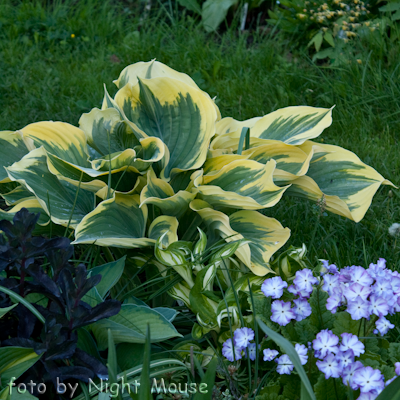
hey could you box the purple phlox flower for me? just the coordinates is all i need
[353,366,385,393]
[388,295,400,314]
[373,278,392,299]
[293,298,312,321]
[261,276,288,299]
[375,316,395,336]
[338,266,354,283]
[385,376,396,387]
[350,266,374,287]
[233,327,254,348]
[395,362,400,375]
[322,274,340,296]
[293,269,318,293]
[326,290,343,314]
[222,338,242,362]
[313,329,339,358]
[335,350,355,369]
[321,260,339,274]
[275,354,294,375]
[340,333,365,357]
[342,361,364,389]
[357,393,378,400]
[245,343,257,361]
[263,348,279,361]
[367,259,386,280]
[288,285,312,298]
[369,295,389,317]
[295,343,308,365]
[347,298,370,320]
[271,300,296,326]
[390,276,400,295]
[316,353,341,379]
[344,283,372,302]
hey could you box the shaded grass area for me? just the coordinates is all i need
[0,0,399,269]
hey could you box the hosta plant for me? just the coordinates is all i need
[0,59,394,333]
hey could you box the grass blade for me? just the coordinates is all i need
[376,375,400,400]
[256,316,316,400]
[0,286,45,324]
[193,357,218,400]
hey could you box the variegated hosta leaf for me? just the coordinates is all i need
[79,107,140,156]
[0,131,29,183]
[1,185,34,206]
[0,199,50,226]
[140,169,197,218]
[148,216,179,247]
[215,116,262,136]
[114,77,218,178]
[250,106,333,145]
[168,281,191,308]
[73,193,153,247]
[242,141,314,176]
[6,148,94,227]
[288,142,395,222]
[113,59,221,120]
[203,154,249,174]
[229,210,290,275]
[114,59,199,90]
[189,265,219,329]
[195,159,289,210]
[190,200,288,275]
[20,121,90,166]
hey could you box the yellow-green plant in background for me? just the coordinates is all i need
[268,0,390,61]
[0,60,394,334]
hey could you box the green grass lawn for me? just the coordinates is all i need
[1,0,399,269]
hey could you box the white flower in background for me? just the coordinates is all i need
[389,223,400,237]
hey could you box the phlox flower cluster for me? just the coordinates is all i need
[321,258,398,336]
[222,327,256,362]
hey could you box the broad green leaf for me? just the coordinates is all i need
[1,185,34,206]
[229,210,290,274]
[309,288,335,332]
[243,140,314,176]
[112,60,221,120]
[114,77,218,178]
[332,312,362,337]
[257,317,316,400]
[202,0,238,32]
[324,31,335,47]
[177,0,202,14]
[190,200,287,276]
[189,265,218,329]
[89,256,126,298]
[113,59,199,90]
[91,304,182,350]
[379,2,400,12]
[313,375,346,400]
[250,106,333,145]
[289,142,395,222]
[148,216,179,246]
[203,154,249,174]
[0,131,29,183]
[0,303,18,319]
[6,148,94,227]
[140,169,196,218]
[20,121,89,166]
[195,159,289,210]
[73,193,153,248]
[0,199,50,226]
[79,107,140,156]
[308,32,323,52]
[0,347,42,386]
[215,116,262,136]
